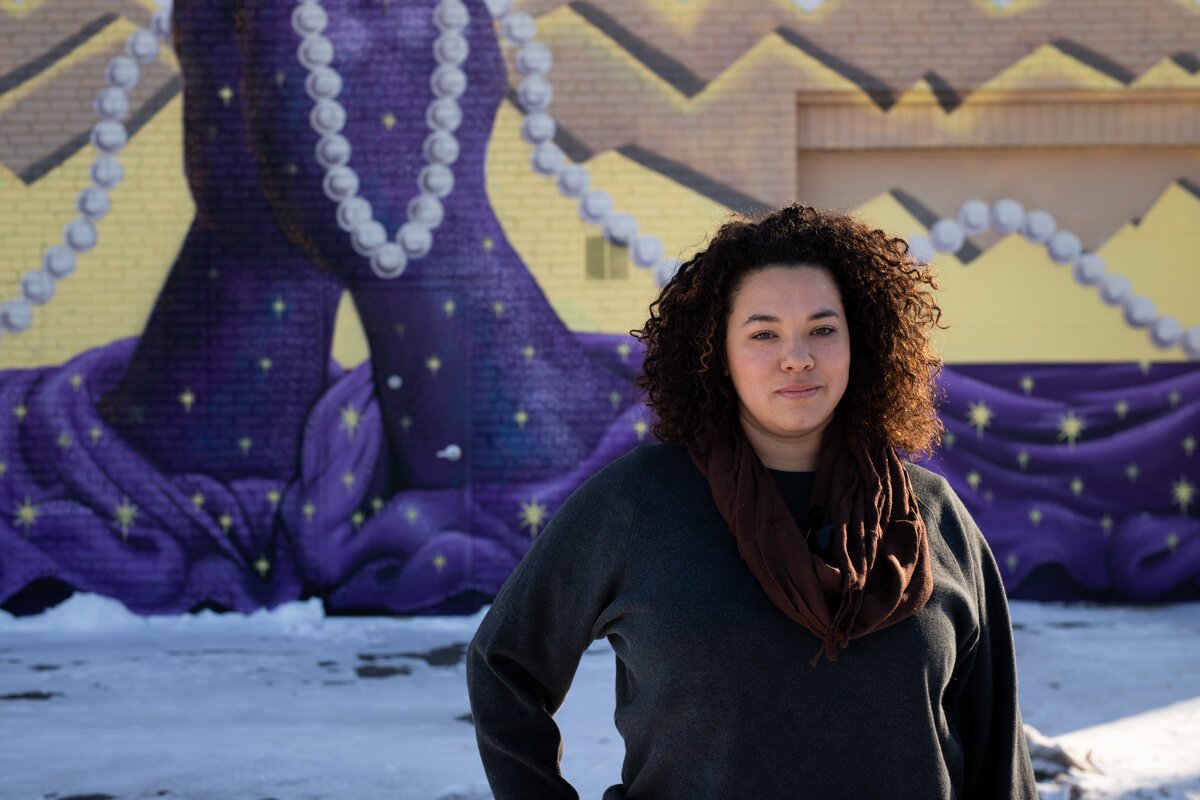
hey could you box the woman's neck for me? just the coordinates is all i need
[737,415,827,471]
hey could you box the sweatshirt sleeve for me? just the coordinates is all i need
[946,490,1039,799]
[466,463,643,800]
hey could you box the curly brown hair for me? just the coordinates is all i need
[634,203,945,459]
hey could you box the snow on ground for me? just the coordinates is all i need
[1,595,1197,800]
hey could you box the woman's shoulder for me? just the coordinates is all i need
[901,460,986,560]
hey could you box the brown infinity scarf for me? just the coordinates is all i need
[690,422,934,665]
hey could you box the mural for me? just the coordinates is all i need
[1,0,1198,616]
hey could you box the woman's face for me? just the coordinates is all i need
[724,265,850,468]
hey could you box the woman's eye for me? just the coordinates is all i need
[751,331,775,340]
[813,326,836,336]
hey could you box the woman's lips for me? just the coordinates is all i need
[777,385,821,399]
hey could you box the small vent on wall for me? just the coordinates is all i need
[586,237,629,281]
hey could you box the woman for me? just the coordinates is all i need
[466,204,1038,799]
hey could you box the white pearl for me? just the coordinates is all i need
[305,67,342,100]
[631,234,663,268]
[502,12,536,44]
[604,213,637,246]
[483,0,512,19]
[44,246,76,279]
[94,87,130,120]
[516,42,552,76]
[65,219,98,252]
[423,131,460,165]
[1020,210,1056,244]
[653,258,682,288]
[1098,274,1132,306]
[337,197,373,232]
[1047,230,1081,264]
[556,163,589,198]
[517,75,553,111]
[530,142,564,176]
[315,134,351,168]
[126,29,161,63]
[77,186,111,220]
[298,35,334,69]
[398,223,433,259]
[105,56,140,90]
[151,8,172,41]
[408,193,445,229]
[906,234,934,264]
[351,220,388,255]
[929,218,964,253]
[21,270,55,305]
[0,299,34,334]
[1150,317,1183,349]
[1072,252,1105,286]
[520,112,556,145]
[989,198,1024,234]
[372,244,408,279]
[310,99,346,134]
[291,3,327,36]
[434,33,469,67]
[433,0,470,32]
[91,120,128,153]
[956,199,990,236]
[431,66,467,99]
[426,98,462,132]
[579,189,613,225]
[90,155,124,189]
[386,375,403,390]
[1122,296,1156,328]
[1182,326,1200,359]
[322,166,360,201]
[418,164,455,198]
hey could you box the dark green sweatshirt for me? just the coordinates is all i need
[467,444,1037,799]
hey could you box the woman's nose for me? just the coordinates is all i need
[781,337,815,370]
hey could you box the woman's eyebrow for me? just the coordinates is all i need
[740,309,840,326]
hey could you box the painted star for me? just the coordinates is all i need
[405,506,420,524]
[521,345,535,362]
[370,497,384,513]
[518,498,548,538]
[259,356,273,373]
[271,295,287,318]
[426,355,442,375]
[266,489,281,507]
[1182,435,1196,458]
[191,491,205,509]
[15,497,39,535]
[1166,532,1180,553]
[69,373,83,391]
[1005,552,1019,573]
[616,342,631,361]
[274,71,286,86]
[966,471,982,491]
[1168,391,1181,408]
[302,501,316,521]
[341,471,356,490]
[0,461,7,477]
[1171,477,1195,515]
[1019,374,1034,395]
[284,162,298,176]
[254,557,271,577]
[633,419,648,441]
[1126,463,1140,482]
[238,436,253,455]
[1057,409,1086,448]
[179,389,195,413]
[399,415,413,432]
[943,431,956,450]
[492,301,506,317]
[433,553,447,572]
[482,236,494,252]
[218,513,233,532]
[1138,360,1152,377]
[1100,515,1113,535]
[1016,450,1030,470]
[1028,507,1043,526]
[609,391,622,410]
[217,84,234,105]
[113,497,138,539]
[13,403,27,422]
[339,404,362,440]
[57,432,72,450]
[1069,476,1084,497]
[381,111,397,129]
[351,510,365,528]
[89,426,102,443]
[514,408,529,430]
[442,299,456,318]
[966,400,993,437]
[1114,400,1129,421]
